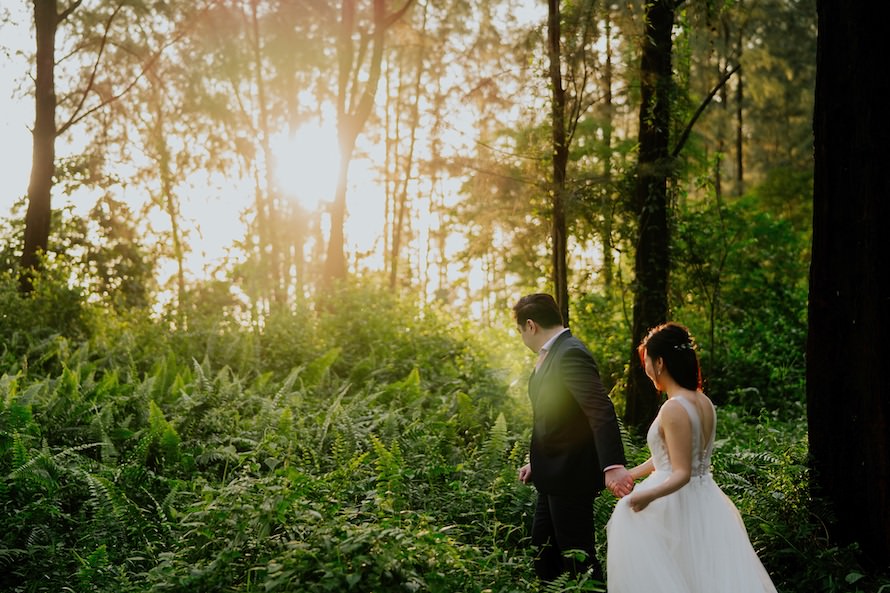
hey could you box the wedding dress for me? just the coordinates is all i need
[606,395,778,592]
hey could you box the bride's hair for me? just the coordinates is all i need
[638,322,702,390]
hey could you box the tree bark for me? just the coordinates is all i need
[326,0,413,284]
[20,0,59,291]
[389,1,427,291]
[808,0,890,569]
[547,0,569,325]
[624,0,674,432]
[601,12,614,293]
[250,0,285,306]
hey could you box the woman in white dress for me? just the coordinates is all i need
[606,322,778,593]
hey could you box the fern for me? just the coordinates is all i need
[370,434,405,510]
[301,347,341,388]
[482,412,508,465]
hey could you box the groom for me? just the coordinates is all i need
[514,293,633,582]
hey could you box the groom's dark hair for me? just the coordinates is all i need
[513,293,565,329]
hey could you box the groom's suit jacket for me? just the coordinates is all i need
[528,330,626,495]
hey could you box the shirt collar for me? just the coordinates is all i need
[539,327,569,353]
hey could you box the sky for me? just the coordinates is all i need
[1,3,32,216]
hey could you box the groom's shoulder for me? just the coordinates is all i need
[558,333,594,356]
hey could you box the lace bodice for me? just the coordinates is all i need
[647,395,716,477]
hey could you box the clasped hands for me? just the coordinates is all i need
[605,466,634,498]
[518,464,635,499]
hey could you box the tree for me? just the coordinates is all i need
[385,0,428,291]
[624,0,677,431]
[325,0,413,283]
[807,0,890,570]
[546,0,570,324]
[20,0,65,291]
[19,0,205,292]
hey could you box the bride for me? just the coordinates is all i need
[607,322,778,593]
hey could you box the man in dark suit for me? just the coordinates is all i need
[514,293,634,582]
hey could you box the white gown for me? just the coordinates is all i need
[606,396,778,593]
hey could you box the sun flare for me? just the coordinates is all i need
[271,122,340,212]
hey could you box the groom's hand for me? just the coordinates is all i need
[518,463,532,484]
[605,466,634,498]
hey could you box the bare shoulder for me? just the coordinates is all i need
[660,399,693,429]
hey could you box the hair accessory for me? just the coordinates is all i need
[673,342,693,351]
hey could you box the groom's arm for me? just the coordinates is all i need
[561,346,627,468]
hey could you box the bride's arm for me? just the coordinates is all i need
[629,458,654,481]
[628,401,692,512]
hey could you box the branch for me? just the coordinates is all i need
[59,2,125,135]
[57,0,84,23]
[384,0,414,29]
[671,62,740,159]
[59,0,222,135]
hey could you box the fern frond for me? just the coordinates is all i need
[482,412,508,465]
[301,347,341,388]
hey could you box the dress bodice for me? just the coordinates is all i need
[647,395,716,477]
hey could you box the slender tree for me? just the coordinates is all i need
[387,0,428,291]
[20,0,206,292]
[325,0,413,283]
[546,0,570,324]
[808,0,890,569]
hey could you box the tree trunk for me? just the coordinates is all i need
[250,0,285,306]
[326,0,412,285]
[149,79,187,326]
[547,0,570,325]
[625,0,674,432]
[390,1,427,291]
[735,28,744,196]
[20,0,58,291]
[601,12,615,293]
[808,0,890,569]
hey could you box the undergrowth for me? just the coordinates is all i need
[1,283,886,592]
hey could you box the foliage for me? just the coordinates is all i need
[0,252,883,593]
[671,194,809,415]
[1,281,886,592]
[0,283,539,592]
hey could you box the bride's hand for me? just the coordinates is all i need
[628,491,652,512]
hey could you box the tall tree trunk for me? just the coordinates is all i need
[808,0,890,569]
[383,56,396,281]
[389,2,427,291]
[327,0,413,284]
[601,12,615,293]
[547,0,569,325]
[20,0,59,291]
[149,80,187,326]
[249,0,284,306]
[735,49,744,196]
[625,0,675,432]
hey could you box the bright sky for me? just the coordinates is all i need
[1,4,32,215]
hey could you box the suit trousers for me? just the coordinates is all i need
[531,491,602,582]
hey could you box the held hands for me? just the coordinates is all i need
[605,466,634,498]
[518,463,532,484]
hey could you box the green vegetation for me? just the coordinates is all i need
[1,277,885,593]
